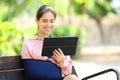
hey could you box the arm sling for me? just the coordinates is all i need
[23,59,62,80]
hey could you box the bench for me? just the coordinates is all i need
[81,68,120,80]
[0,56,78,80]
[0,56,120,80]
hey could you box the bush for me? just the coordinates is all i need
[0,6,9,22]
[51,25,86,54]
[0,22,86,56]
[0,20,36,56]
[51,25,79,36]
[0,21,23,56]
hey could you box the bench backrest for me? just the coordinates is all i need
[0,56,77,80]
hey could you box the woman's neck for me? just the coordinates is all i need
[37,33,49,39]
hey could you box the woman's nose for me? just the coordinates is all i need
[47,22,52,27]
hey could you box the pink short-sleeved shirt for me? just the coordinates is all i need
[21,36,72,76]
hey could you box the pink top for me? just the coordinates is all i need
[21,36,72,77]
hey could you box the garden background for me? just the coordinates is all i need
[0,0,120,59]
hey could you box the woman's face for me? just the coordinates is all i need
[36,12,55,37]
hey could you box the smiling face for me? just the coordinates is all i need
[36,11,55,38]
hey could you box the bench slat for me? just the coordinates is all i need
[0,69,24,80]
[0,56,23,70]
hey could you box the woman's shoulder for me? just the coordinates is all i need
[22,36,42,45]
[22,37,36,45]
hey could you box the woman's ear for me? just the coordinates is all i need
[35,18,39,30]
[35,18,39,25]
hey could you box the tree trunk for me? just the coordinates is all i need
[96,19,105,44]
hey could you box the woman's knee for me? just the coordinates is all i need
[63,74,79,80]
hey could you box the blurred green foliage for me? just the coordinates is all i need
[0,0,87,56]
[72,0,116,16]
[0,0,69,20]
[0,20,37,56]
[1,0,117,56]
[0,6,9,22]
[0,0,117,20]
[0,0,35,20]
[0,21,86,56]
[72,0,117,42]
[0,21,23,56]
[51,25,79,36]
[51,25,86,54]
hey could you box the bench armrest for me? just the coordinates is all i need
[82,68,120,80]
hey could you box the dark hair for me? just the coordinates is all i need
[36,5,56,20]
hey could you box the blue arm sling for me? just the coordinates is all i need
[23,59,62,80]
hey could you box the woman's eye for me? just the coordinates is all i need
[42,20,47,23]
[50,21,54,23]
[50,20,54,23]
[42,19,54,23]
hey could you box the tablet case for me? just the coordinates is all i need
[42,37,78,56]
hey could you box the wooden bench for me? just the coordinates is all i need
[0,56,78,80]
[0,56,120,80]
[81,68,120,80]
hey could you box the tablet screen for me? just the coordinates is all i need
[42,37,78,56]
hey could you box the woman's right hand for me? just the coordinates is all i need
[52,48,65,65]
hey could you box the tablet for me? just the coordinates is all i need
[42,37,78,56]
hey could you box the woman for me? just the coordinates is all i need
[21,5,79,80]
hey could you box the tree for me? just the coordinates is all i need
[0,0,33,20]
[0,0,69,21]
[72,0,117,43]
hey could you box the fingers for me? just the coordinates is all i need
[53,48,64,57]
[58,48,64,56]
[53,48,65,63]
[53,50,60,59]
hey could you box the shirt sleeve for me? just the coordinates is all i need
[51,56,72,76]
[21,40,33,59]
[21,40,48,60]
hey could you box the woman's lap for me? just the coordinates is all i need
[23,59,62,80]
